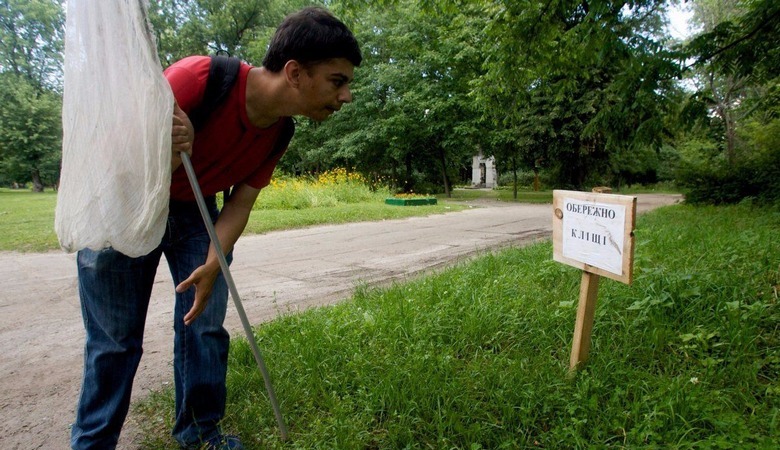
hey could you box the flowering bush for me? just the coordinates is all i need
[254,169,391,210]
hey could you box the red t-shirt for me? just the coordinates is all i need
[164,56,290,201]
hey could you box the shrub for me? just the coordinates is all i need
[677,150,780,205]
[677,117,780,205]
[497,169,553,190]
[254,169,391,210]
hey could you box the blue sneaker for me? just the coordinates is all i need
[183,434,244,450]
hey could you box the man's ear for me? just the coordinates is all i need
[284,60,302,88]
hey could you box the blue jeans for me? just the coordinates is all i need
[71,198,233,449]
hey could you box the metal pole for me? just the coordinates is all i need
[180,152,288,440]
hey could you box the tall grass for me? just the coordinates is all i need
[137,204,780,449]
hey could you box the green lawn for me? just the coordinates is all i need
[136,203,780,449]
[244,202,464,235]
[1,183,680,252]
[0,189,59,252]
[0,188,466,252]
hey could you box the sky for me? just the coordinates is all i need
[666,2,696,40]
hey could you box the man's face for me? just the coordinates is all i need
[298,58,355,122]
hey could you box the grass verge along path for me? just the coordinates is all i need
[138,203,780,449]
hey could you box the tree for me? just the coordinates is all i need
[0,0,64,190]
[284,0,484,195]
[148,0,309,66]
[682,0,780,162]
[0,73,62,190]
[674,0,780,204]
[473,0,682,190]
[0,0,64,91]
[687,0,780,81]
[684,0,750,164]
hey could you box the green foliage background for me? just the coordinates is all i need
[0,0,777,203]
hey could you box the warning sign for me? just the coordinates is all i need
[553,190,636,284]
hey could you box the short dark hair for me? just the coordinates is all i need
[262,6,362,72]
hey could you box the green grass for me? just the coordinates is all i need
[2,183,677,253]
[136,203,780,449]
[244,202,461,234]
[0,189,59,252]
[0,188,465,252]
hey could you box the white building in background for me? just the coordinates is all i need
[472,151,498,188]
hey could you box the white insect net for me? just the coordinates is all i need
[55,0,172,257]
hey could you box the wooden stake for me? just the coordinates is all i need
[569,271,601,371]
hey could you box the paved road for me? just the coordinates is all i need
[0,194,681,449]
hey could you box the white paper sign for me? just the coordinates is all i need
[562,199,626,275]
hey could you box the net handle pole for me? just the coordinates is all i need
[180,152,288,441]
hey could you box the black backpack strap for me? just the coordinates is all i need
[189,55,242,131]
[274,117,296,154]
[222,117,296,203]
[185,55,295,204]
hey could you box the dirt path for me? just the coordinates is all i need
[0,194,681,449]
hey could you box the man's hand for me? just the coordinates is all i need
[176,262,220,326]
[171,102,194,171]
[175,184,260,326]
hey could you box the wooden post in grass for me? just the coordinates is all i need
[552,189,636,372]
[570,271,600,369]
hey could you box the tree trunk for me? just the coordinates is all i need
[31,168,44,192]
[512,156,518,200]
[404,153,414,193]
[533,168,540,192]
[438,148,451,198]
[708,71,743,165]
